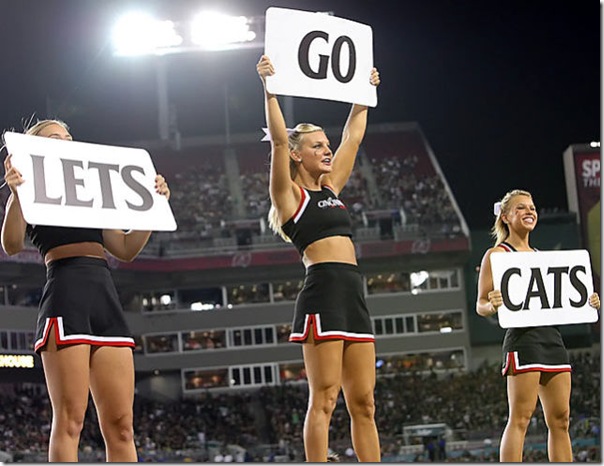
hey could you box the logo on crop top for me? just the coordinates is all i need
[318,197,346,209]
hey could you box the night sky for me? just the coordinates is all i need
[0,0,599,228]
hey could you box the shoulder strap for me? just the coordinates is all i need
[292,186,310,224]
[322,185,337,196]
[498,241,538,252]
[498,241,516,252]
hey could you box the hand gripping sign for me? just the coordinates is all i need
[264,7,377,107]
[490,249,599,328]
[4,132,177,231]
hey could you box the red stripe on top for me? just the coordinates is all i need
[290,185,308,222]
[322,185,337,195]
[498,243,513,252]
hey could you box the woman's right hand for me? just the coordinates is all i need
[4,154,24,195]
[257,55,275,84]
[487,289,503,315]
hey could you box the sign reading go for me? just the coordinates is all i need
[264,7,377,107]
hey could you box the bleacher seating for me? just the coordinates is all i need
[0,352,599,462]
[139,123,467,256]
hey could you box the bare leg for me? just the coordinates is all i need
[499,372,540,462]
[89,346,137,462]
[41,329,91,462]
[302,332,344,462]
[341,341,380,462]
[538,371,572,462]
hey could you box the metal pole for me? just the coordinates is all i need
[284,96,295,127]
[224,84,231,146]
[155,58,170,142]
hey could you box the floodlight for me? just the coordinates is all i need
[110,9,265,141]
[191,12,256,51]
[112,12,183,56]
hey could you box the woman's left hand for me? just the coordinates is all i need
[370,67,380,87]
[589,292,600,310]
[155,174,170,200]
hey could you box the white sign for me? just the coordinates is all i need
[490,249,598,328]
[265,7,377,107]
[4,132,177,231]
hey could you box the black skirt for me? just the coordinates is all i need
[34,257,134,354]
[501,326,571,376]
[289,262,374,343]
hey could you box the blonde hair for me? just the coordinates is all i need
[491,189,533,245]
[1,118,69,153]
[25,119,69,136]
[268,122,324,241]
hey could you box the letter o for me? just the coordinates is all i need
[331,35,356,83]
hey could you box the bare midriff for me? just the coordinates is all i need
[44,242,105,266]
[302,236,357,268]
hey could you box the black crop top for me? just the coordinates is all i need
[281,185,353,254]
[26,224,104,257]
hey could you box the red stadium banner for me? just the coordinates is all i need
[0,237,470,271]
[116,236,470,272]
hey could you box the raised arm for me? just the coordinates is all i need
[102,174,170,262]
[1,154,27,255]
[328,67,380,194]
[257,55,299,221]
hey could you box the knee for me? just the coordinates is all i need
[347,390,376,420]
[545,408,570,432]
[309,385,340,416]
[100,412,135,443]
[54,405,86,439]
[114,417,135,444]
[64,416,86,439]
[507,407,534,431]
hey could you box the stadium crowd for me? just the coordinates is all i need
[0,351,599,462]
[147,140,463,254]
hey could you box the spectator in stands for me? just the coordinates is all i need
[257,55,381,462]
[1,119,171,462]
[0,353,601,461]
[475,188,600,462]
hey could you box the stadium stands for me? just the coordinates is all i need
[0,352,599,462]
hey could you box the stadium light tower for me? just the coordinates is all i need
[111,10,271,143]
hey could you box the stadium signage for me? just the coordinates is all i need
[490,249,598,328]
[4,132,176,231]
[580,157,600,188]
[0,354,35,368]
[264,7,377,107]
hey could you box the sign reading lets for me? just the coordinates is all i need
[4,132,177,231]
[265,7,376,107]
[490,250,599,328]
